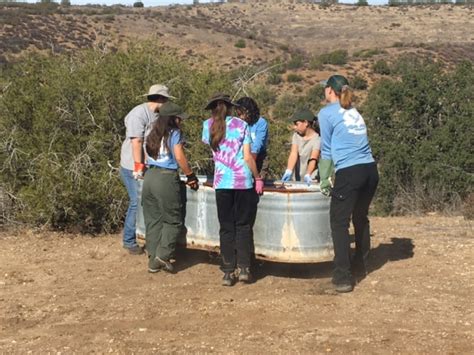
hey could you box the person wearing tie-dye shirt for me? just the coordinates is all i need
[202,93,263,287]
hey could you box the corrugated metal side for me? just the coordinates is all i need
[136,178,333,263]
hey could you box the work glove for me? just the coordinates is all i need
[318,159,334,197]
[186,172,199,191]
[303,174,312,186]
[281,169,292,182]
[133,162,145,180]
[255,177,264,195]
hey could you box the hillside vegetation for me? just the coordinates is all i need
[0,2,473,231]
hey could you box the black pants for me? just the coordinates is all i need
[330,163,379,284]
[215,188,258,272]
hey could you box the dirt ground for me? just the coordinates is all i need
[0,216,472,353]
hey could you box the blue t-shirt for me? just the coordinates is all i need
[202,116,253,189]
[318,102,374,171]
[249,116,269,155]
[146,130,183,170]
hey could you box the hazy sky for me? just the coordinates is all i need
[38,0,389,7]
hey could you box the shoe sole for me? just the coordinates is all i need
[155,256,174,272]
[148,268,160,273]
[335,284,354,293]
[222,280,235,286]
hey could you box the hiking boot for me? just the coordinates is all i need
[148,257,161,273]
[222,272,236,287]
[155,256,174,273]
[124,245,144,255]
[238,267,252,283]
[334,282,354,293]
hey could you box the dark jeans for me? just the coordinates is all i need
[142,168,183,261]
[330,163,379,284]
[215,189,258,272]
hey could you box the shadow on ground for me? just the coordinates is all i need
[173,237,415,282]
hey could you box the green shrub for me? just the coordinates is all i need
[286,73,303,82]
[309,56,324,70]
[351,75,368,90]
[373,59,391,75]
[287,53,304,70]
[363,59,473,214]
[266,73,282,85]
[133,1,144,7]
[353,48,386,59]
[318,49,348,66]
[0,43,233,232]
[234,39,246,48]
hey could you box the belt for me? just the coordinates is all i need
[148,165,177,172]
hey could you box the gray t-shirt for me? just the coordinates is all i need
[291,132,321,181]
[120,103,158,170]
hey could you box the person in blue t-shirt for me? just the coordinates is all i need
[317,75,379,293]
[235,97,269,179]
[142,102,199,274]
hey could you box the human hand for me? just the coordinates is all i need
[281,169,292,182]
[133,162,145,180]
[255,178,264,195]
[319,177,333,196]
[303,174,312,186]
[186,172,199,191]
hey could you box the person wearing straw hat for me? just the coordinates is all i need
[143,101,198,273]
[317,74,379,293]
[202,93,263,286]
[119,84,175,255]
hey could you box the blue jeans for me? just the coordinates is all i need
[120,167,139,248]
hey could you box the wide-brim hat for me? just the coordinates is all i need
[204,93,238,110]
[289,108,315,123]
[159,101,189,119]
[143,84,176,99]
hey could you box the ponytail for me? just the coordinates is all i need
[210,101,230,151]
[339,85,353,110]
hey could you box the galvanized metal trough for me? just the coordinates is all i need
[136,177,333,263]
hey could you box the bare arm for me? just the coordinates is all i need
[286,144,299,171]
[131,137,144,164]
[306,149,320,176]
[244,143,260,180]
[173,143,193,176]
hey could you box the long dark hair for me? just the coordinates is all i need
[146,115,179,159]
[210,101,232,152]
[235,96,260,125]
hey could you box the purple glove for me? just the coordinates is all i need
[255,178,264,195]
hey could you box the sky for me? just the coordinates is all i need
[28,0,390,7]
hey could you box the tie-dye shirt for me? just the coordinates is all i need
[202,116,253,189]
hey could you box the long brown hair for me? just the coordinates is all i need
[146,115,179,159]
[210,101,232,151]
[338,85,353,110]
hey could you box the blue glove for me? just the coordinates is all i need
[303,174,312,186]
[281,169,292,182]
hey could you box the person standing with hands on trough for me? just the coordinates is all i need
[202,93,263,286]
[317,75,379,293]
[281,108,320,185]
[143,102,199,273]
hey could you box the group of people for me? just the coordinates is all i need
[119,74,378,293]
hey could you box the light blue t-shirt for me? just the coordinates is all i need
[318,102,374,171]
[146,130,183,170]
[202,116,253,189]
[249,116,269,155]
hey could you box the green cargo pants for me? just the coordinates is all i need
[142,167,183,261]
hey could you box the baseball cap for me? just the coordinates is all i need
[143,84,176,99]
[159,102,189,119]
[320,75,350,93]
[289,108,315,123]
